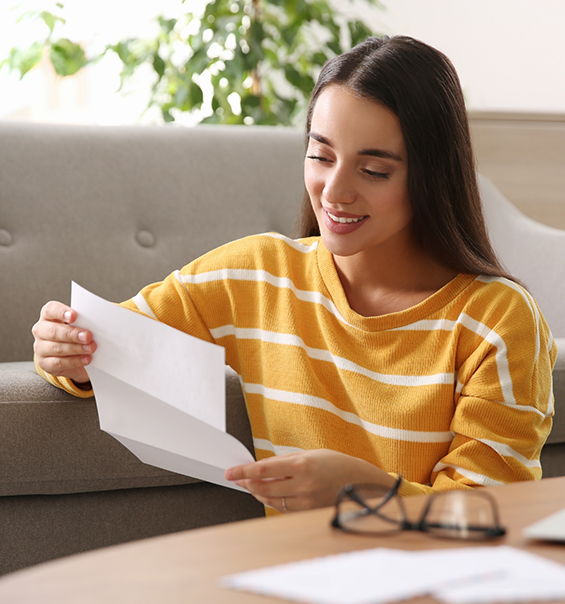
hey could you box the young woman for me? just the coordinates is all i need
[32,36,557,515]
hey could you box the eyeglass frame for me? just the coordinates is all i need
[331,476,506,540]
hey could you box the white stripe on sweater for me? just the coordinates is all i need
[242,382,454,444]
[253,438,304,456]
[477,275,541,362]
[176,268,355,328]
[260,233,319,253]
[458,313,515,405]
[476,438,541,468]
[131,293,157,319]
[432,462,505,487]
[212,326,455,387]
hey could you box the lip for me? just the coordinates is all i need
[322,207,368,234]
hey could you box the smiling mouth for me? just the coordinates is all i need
[326,211,368,224]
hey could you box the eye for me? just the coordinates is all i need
[363,168,390,180]
[306,155,332,164]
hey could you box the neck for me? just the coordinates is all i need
[332,239,458,317]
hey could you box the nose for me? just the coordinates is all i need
[323,164,357,206]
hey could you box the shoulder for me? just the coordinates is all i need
[462,275,541,325]
[182,233,320,276]
[456,274,553,355]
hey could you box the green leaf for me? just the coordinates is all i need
[201,112,222,124]
[249,20,265,47]
[189,80,204,106]
[283,64,314,94]
[49,39,87,76]
[108,39,136,64]
[40,11,57,33]
[185,48,210,75]
[327,39,343,55]
[162,107,175,122]
[308,50,326,66]
[2,42,43,78]
[153,52,166,78]
[158,16,177,34]
[348,20,374,47]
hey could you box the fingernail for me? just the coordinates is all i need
[78,331,88,343]
[82,345,92,353]
[225,469,234,480]
[64,311,72,323]
[81,356,90,365]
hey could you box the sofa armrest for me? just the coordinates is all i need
[0,362,255,496]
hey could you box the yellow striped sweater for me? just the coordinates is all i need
[42,233,557,497]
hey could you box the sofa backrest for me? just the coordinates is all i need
[479,175,565,337]
[0,122,306,361]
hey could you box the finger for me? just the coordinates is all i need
[34,338,96,360]
[40,301,76,324]
[255,492,306,514]
[234,476,293,500]
[36,353,92,379]
[252,493,298,514]
[33,320,93,347]
[226,454,299,482]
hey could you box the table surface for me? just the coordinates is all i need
[3,476,565,604]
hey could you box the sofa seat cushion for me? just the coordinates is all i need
[0,362,253,496]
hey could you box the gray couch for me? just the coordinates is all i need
[0,122,305,576]
[1,118,563,576]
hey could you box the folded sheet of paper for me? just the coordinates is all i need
[222,545,565,604]
[71,282,254,492]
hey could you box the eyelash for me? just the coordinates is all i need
[306,156,390,180]
[363,169,390,180]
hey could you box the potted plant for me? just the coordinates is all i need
[2,0,384,126]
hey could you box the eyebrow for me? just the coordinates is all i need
[307,132,404,162]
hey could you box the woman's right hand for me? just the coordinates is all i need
[32,301,96,384]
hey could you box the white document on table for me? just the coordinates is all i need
[222,545,565,604]
[71,282,254,492]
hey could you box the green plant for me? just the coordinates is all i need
[2,0,384,126]
[2,3,87,78]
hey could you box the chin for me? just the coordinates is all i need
[319,232,364,258]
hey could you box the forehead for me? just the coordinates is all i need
[310,85,406,155]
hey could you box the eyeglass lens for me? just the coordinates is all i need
[336,484,405,534]
[421,490,503,540]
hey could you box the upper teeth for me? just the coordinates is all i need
[328,212,365,224]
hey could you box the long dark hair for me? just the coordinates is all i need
[297,35,515,282]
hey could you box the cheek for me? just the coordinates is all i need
[377,183,411,215]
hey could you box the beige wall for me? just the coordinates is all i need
[470,112,565,230]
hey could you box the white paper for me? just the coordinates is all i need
[222,547,497,604]
[433,546,565,604]
[222,546,565,604]
[71,282,255,491]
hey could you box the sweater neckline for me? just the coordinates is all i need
[316,239,477,331]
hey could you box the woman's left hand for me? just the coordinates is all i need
[225,449,395,513]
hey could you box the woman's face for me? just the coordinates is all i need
[304,85,412,261]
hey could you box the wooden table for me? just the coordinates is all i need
[3,476,565,603]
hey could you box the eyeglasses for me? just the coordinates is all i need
[332,476,506,540]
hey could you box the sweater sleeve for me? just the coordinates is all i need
[398,285,557,497]
[34,355,95,398]
[34,265,217,397]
